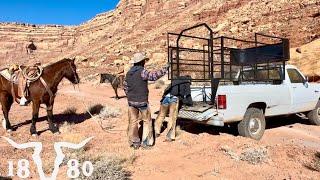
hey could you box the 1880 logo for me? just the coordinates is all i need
[1,136,94,179]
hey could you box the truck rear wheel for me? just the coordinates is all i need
[238,108,266,140]
[307,101,320,125]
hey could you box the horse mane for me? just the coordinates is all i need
[43,58,73,69]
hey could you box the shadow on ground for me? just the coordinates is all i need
[11,104,105,134]
[179,114,313,137]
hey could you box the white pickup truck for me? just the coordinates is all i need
[179,65,320,140]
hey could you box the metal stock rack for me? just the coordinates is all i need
[167,23,290,104]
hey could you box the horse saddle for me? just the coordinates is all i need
[0,64,43,104]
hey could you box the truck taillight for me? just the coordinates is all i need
[218,95,227,109]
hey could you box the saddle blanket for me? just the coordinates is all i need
[0,69,19,84]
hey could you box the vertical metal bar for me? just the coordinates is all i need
[282,38,287,80]
[267,60,270,81]
[210,32,217,105]
[203,44,206,81]
[167,33,170,80]
[176,38,180,77]
[221,37,225,79]
[229,52,232,80]
[170,48,173,80]
[241,65,244,81]
[254,33,258,80]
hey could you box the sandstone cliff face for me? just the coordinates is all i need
[0,0,319,75]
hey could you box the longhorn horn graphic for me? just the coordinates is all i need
[2,136,94,180]
[51,137,94,180]
[1,136,46,179]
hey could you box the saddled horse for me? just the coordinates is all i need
[0,58,80,135]
[100,73,124,99]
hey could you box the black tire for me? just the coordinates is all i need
[307,101,320,125]
[238,108,266,140]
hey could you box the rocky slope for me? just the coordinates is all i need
[0,0,319,75]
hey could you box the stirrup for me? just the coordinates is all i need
[19,97,28,106]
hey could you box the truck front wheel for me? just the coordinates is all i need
[307,102,320,125]
[238,108,266,140]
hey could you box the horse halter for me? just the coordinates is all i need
[68,61,80,87]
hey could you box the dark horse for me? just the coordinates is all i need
[100,73,124,99]
[0,58,80,135]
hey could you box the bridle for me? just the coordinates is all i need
[68,61,79,86]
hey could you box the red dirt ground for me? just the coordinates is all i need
[0,82,319,180]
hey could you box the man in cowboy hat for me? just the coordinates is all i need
[124,52,169,149]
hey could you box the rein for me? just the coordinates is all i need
[68,65,124,133]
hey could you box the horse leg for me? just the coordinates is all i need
[46,101,59,134]
[30,100,40,136]
[0,93,13,132]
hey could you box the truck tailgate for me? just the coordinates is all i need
[179,104,217,121]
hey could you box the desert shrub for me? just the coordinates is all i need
[239,147,268,164]
[220,146,268,164]
[88,104,105,115]
[75,155,131,180]
[62,107,77,115]
[98,106,121,119]
[306,152,320,172]
[88,104,121,118]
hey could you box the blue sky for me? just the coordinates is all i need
[0,0,120,25]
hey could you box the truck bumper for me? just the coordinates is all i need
[207,115,224,127]
[178,108,225,127]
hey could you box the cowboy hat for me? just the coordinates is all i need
[130,52,149,64]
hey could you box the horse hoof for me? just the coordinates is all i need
[32,134,38,137]
[51,130,60,134]
[50,126,59,134]
[7,129,12,133]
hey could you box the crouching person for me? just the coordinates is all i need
[155,76,192,142]
[124,52,168,149]
[155,94,179,141]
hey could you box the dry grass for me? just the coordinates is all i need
[220,145,240,161]
[97,106,121,119]
[220,146,268,164]
[64,154,132,180]
[239,147,268,165]
[88,104,105,115]
[306,152,320,172]
[62,107,77,115]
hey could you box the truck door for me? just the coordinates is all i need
[288,68,315,113]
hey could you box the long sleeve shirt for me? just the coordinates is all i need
[124,66,167,107]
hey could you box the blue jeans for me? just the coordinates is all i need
[161,96,178,105]
[128,102,149,111]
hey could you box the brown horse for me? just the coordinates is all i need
[0,58,80,135]
[100,73,124,99]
